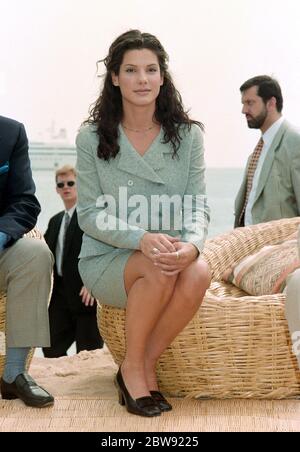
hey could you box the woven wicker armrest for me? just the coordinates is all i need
[202,217,300,280]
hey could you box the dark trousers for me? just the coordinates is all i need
[43,276,103,358]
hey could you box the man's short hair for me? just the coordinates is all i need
[240,75,283,113]
[55,165,77,182]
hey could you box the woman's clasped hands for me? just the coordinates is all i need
[140,232,199,276]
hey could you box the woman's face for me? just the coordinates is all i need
[112,48,164,108]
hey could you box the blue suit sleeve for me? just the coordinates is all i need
[0,123,41,241]
[0,231,11,251]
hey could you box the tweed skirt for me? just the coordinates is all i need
[78,249,134,308]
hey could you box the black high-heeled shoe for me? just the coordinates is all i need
[115,368,161,417]
[150,391,173,412]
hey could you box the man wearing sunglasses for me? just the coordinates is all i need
[42,165,103,357]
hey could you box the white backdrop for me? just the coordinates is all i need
[1,0,299,167]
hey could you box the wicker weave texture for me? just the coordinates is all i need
[98,218,300,399]
[0,229,43,376]
[202,217,300,280]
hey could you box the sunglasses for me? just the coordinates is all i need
[56,181,76,189]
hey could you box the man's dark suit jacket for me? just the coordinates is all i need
[44,210,96,314]
[0,116,40,243]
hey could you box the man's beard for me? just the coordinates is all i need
[246,108,268,129]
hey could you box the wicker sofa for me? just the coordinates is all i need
[98,217,300,399]
[0,229,45,376]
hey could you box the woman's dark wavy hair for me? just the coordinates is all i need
[84,30,204,161]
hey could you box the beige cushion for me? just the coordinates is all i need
[222,232,300,295]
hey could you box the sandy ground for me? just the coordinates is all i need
[30,347,118,399]
[1,348,300,432]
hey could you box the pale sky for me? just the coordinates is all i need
[1,0,300,167]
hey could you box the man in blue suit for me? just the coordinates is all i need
[0,115,54,407]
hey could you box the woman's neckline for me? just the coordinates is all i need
[119,123,162,157]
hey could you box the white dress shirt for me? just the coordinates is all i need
[244,117,284,226]
[55,205,76,276]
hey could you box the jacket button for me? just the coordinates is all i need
[128,180,134,187]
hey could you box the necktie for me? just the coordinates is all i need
[239,137,264,226]
[61,212,70,273]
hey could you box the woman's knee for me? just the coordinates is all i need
[125,251,178,295]
[176,260,211,309]
[199,260,212,290]
[183,260,211,291]
[143,259,178,291]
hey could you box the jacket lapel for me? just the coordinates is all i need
[117,127,167,185]
[47,212,64,253]
[253,121,287,205]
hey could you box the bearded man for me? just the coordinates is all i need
[234,75,300,227]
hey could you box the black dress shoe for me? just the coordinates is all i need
[0,373,54,408]
[150,391,173,412]
[115,368,161,417]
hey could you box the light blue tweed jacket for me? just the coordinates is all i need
[76,124,210,259]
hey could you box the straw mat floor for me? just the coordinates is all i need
[0,349,300,432]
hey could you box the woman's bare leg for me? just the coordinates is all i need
[144,259,211,390]
[122,251,178,399]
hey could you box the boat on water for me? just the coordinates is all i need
[29,124,77,171]
[29,142,77,171]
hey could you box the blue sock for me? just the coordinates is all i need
[3,347,30,383]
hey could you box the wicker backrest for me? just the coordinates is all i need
[202,217,300,280]
[99,217,300,399]
[0,228,43,377]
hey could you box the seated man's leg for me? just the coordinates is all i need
[285,268,300,369]
[0,237,54,407]
[3,237,53,346]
